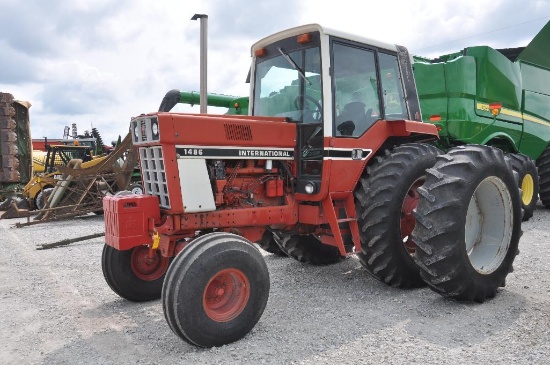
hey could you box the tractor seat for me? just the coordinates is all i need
[337,102,371,136]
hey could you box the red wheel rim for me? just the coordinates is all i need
[400,179,424,254]
[130,246,170,281]
[203,268,250,322]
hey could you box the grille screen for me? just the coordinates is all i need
[224,123,252,141]
[139,146,170,208]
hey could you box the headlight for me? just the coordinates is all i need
[304,182,315,194]
[151,120,159,140]
[133,122,139,141]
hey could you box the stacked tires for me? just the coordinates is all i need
[0,93,20,183]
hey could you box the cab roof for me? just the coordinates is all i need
[251,24,400,55]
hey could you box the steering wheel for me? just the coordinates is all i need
[294,94,322,121]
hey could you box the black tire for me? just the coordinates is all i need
[413,145,522,302]
[256,230,286,256]
[277,234,342,265]
[507,153,539,220]
[354,143,441,288]
[128,182,144,195]
[35,187,54,210]
[162,232,269,347]
[102,244,170,302]
[537,145,550,208]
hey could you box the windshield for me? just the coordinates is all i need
[253,45,322,123]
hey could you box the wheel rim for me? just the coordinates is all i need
[130,246,169,281]
[131,186,143,195]
[521,173,534,206]
[203,268,250,322]
[400,178,424,254]
[465,176,513,274]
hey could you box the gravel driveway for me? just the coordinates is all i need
[1,203,549,364]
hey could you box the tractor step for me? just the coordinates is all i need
[321,193,361,256]
[337,217,356,223]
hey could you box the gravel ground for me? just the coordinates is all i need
[1,203,549,365]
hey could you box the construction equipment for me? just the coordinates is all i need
[414,20,550,220]
[16,133,139,226]
[60,123,107,155]
[23,144,95,210]
[101,24,522,347]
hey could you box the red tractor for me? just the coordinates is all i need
[102,24,522,347]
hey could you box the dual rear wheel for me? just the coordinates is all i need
[355,143,522,302]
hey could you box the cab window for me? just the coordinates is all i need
[332,43,380,137]
[379,53,408,120]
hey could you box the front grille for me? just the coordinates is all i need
[224,123,253,141]
[139,146,170,208]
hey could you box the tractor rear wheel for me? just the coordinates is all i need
[276,234,342,265]
[354,143,441,288]
[102,244,170,302]
[413,145,522,302]
[537,145,550,208]
[256,230,286,256]
[162,232,269,347]
[507,153,539,220]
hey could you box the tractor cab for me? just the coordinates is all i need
[43,144,93,173]
[250,24,422,195]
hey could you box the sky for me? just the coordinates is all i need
[1,0,549,146]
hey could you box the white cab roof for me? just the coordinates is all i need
[251,24,399,54]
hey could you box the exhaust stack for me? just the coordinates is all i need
[191,14,208,114]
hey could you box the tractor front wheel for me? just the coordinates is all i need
[102,244,170,302]
[354,143,441,288]
[413,145,522,302]
[162,232,269,347]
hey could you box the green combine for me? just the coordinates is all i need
[414,21,550,220]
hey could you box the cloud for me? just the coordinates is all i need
[1,0,549,146]
[38,61,119,114]
[0,0,135,57]
[0,40,40,83]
